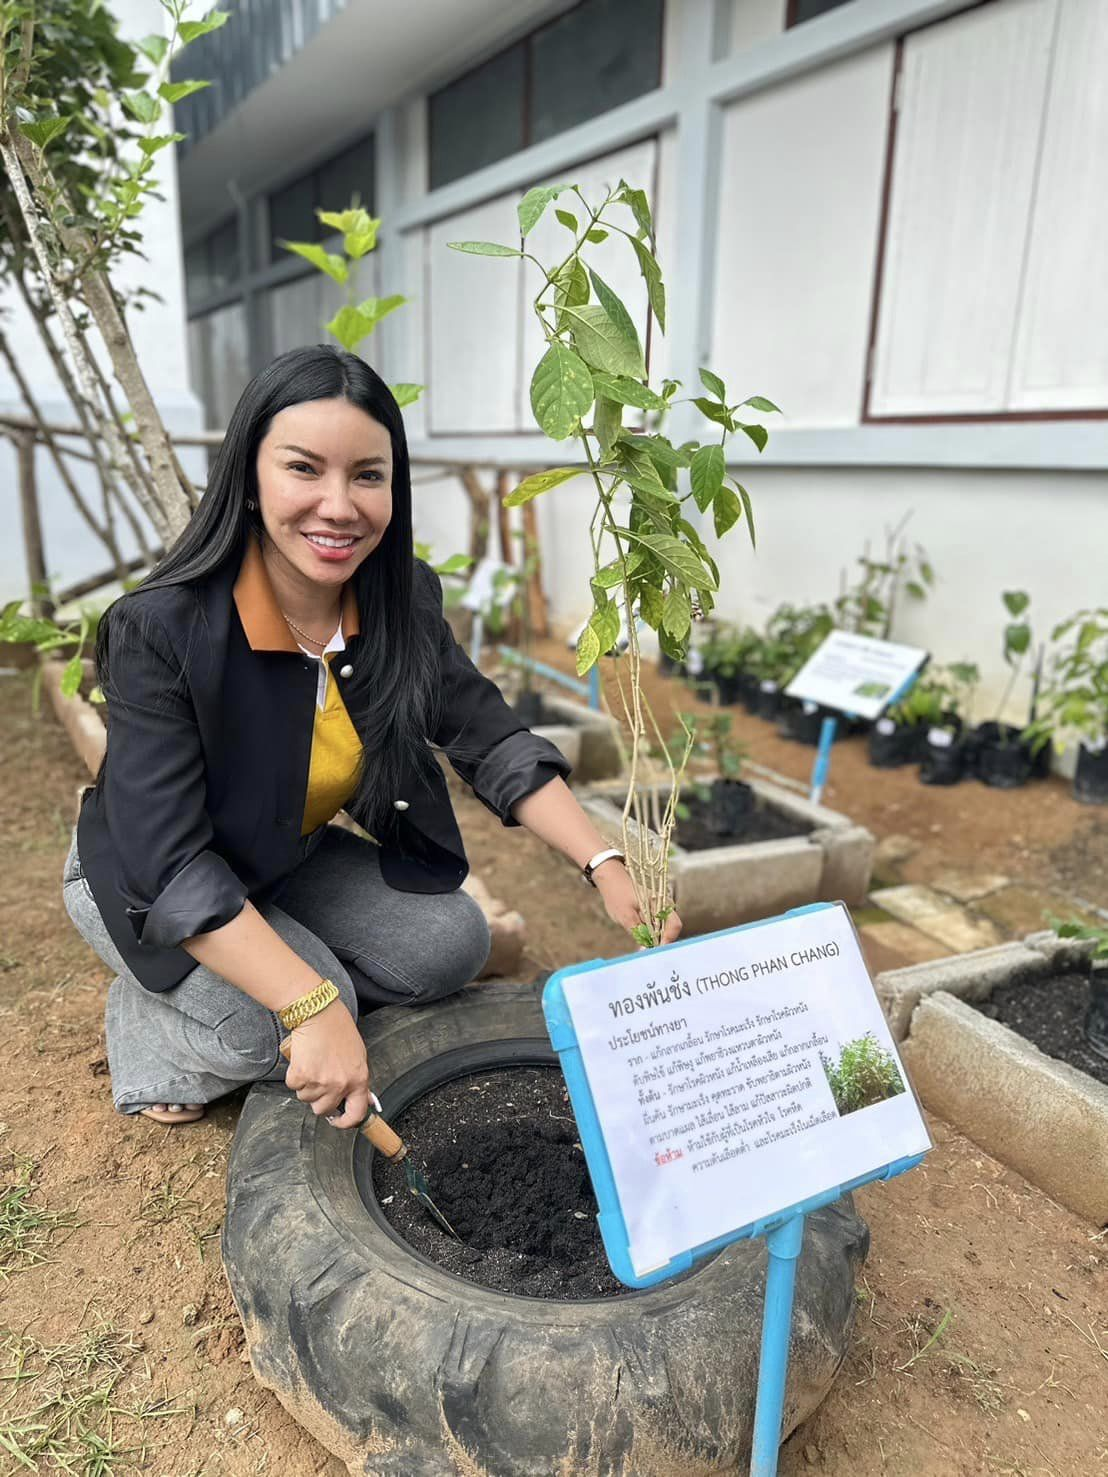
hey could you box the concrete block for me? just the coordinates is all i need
[672,839,824,936]
[817,823,876,906]
[1024,927,1098,972]
[902,991,1108,1225]
[930,870,1011,902]
[43,660,106,778]
[461,874,526,979]
[875,941,1050,1041]
[870,884,1003,953]
[530,721,582,773]
[536,693,623,782]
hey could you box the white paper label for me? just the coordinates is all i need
[561,905,930,1276]
[928,727,955,749]
[876,717,896,735]
[759,679,778,694]
[785,631,928,721]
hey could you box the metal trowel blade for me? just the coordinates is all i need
[404,1162,461,1240]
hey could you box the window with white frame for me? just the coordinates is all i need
[868,0,1108,419]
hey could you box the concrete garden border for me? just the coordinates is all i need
[876,931,1108,1224]
[525,691,623,783]
[579,777,875,936]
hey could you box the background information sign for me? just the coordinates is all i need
[785,631,928,721]
[551,904,930,1278]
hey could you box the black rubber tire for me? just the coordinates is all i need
[223,981,870,1477]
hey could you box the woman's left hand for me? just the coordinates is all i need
[593,859,682,947]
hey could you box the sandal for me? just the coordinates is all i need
[139,1103,206,1125]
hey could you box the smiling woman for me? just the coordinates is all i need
[62,346,665,1131]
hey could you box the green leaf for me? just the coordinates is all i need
[121,90,160,124]
[344,223,379,258]
[662,587,692,642]
[555,208,578,232]
[712,484,741,538]
[739,394,781,414]
[590,599,622,656]
[631,923,656,949]
[732,481,756,550]
[318,207,370,234]
[504,466,581,508]
[589,372,666,412]
[60,655,83,699]
[585,227,608,244]
[280,240,348,284]
[593,550,643,589]
[158,79,210,104]
[178,11,230,43]
[629,236,666,332]
[616,180,653,240]
[587,268,644,371]
[434,553,473,575]
[530,343,594,440]
[690,444,724,512]
[627,533,717,591]
[553,257,589,314]
[638,585,664,629]
[18,116,71,149]
[593,396,622,460]
[137,132,186,156]
[739,422,768,453]
[561,304,645,379]
[905,580,926,600]
[136,33,169,64]
[618,446,675,502]
[1003,590,1030,617]
[699,368,726,402]
[447,240,522,257]
[576,622,601,675]
[1005,622,1031,659]
[390,382,422,409]
[693,397,734,430]
[518,184,566,237]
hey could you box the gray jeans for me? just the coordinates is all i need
[63,826,491,1114]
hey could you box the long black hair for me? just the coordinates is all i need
[96,344,441,833]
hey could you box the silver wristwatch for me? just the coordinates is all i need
[581,847,625,887]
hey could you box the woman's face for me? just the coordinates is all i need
[255,397,394,592]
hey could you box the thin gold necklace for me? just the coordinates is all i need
[281,610,334,648]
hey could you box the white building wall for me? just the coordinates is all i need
[0,0,203,602]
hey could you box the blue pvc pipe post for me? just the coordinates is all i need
[809,716,838,806]
[750,1213,806,1477]
[588,664,602,711]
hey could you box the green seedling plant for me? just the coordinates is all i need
[1026,607,1108,756]
[1048,916,1108,962]
[995,590,1033,744]
[279,204,421,409]
[450,179,777,945]
[886,670,948,729]
[748,602,833,688]
[0,600,98,707]
[833,515,934,640]
[663,711,748,819]
[820,1033,905,1115]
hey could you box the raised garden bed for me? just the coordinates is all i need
[223,981,871,1476]
[579,776,875,937]
[510,688,622,783]
[876,931,1108,1224]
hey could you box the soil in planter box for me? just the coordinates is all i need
[974,970,1108,1087]
[371,1066,625,1300]
[675,788,810,852]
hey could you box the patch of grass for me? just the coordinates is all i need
[894,1302,954,1372]
[138,1165,202,1228]
[0,1147,82,1280]
[0,1320,191,1474]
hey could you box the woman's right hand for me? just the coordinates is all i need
[283,1001,371,1129]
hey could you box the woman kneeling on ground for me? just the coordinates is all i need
[63,346,680,1127]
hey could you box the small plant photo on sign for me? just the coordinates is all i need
[820,1034,907,1117]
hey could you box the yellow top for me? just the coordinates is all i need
[301,653,364,835]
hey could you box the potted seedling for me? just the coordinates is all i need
[918,661,980,786]
[867,667,947,768]
[974,591,1037,789]
[700,622,759,706]
[451,177,775,945]
[751,601,833,727]
[1026,608,1108,805]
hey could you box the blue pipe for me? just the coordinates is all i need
[809,716,838,805]
[750,1213,806,1477]
[497,646,593,702]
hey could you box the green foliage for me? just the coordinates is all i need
[834,522,934,639]
[278,202,421,408]
[820,1034,905,1115]
[1029,606,1108,751]
[1,0,226,275]
[0,598,98,703]
[1049,916,1108,961]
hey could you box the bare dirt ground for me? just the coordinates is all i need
[1,666,1105,1477]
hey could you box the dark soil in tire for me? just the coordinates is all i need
[973,967,1108,1086]
[371,1065,624,1300]
[676,787,809,851]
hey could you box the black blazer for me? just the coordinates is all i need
[77,548,570,992]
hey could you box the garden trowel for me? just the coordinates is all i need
[278,1037,459,1238]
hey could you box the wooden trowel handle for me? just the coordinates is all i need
[278,1035,408,1161]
